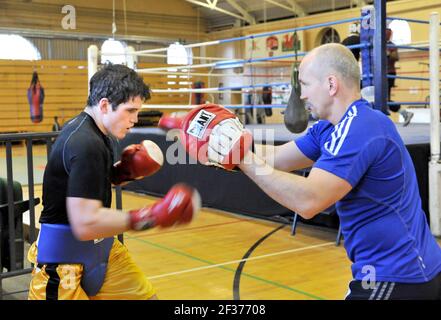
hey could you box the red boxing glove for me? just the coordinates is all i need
[111,140,164,185]
[158,104,253,170]
[128,183,201,230]
[158,115,183,131]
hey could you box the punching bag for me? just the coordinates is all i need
[262,86,273,117]
[284,32,308,133]
[192,81,205,105]
[27,71,44,123]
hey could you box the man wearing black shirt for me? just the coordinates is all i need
[28,64,201,300]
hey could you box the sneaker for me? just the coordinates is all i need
[403,111,414,127]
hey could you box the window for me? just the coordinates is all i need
[0,34,41,60]
[388,20,411,45]
[101,39,127,65]
[167,42,192,65]
[320,28,341,45]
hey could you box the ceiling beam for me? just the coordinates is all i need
[285,0,307,17]
[263,0,293,13]
[263,0,305,16]
[185,0,255,24]
[225,0,256,24]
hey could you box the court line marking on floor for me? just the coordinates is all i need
[233,224,285,300]
[127,233,334,299]
[128,218,252,238]
[147,241,335,280]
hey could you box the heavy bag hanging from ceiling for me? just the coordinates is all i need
[284,32,308,133]
[27,71,45,123]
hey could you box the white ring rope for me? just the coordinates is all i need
[145,71,243,77]
[100,51,232,61]
[151,81,289,94]
[144,71,290,78]
[141,104,286,110]
[134,40,222,55]
[136,58,295,73]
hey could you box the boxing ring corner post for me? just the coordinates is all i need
[373,0,388,114]
[428,12,441,237]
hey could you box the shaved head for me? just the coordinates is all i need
[301,43,360,89]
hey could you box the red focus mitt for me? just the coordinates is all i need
[158,104,253,170]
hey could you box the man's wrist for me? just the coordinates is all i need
[241,151,275,177]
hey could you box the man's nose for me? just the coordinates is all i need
[132,113,138,123]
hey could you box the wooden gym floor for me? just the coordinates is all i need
[118,191,353,300]
[6,183,353,300]
[2,144,440,300]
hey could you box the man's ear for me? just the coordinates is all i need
[98,98,110,114]
[328,76,338,96]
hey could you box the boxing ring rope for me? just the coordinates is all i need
[131,17,362,56]
[115,19,437,111]
[141,104,285,110]
[101,52,231,61]
[135,44,365,73]
[388,75,438,82]
[88,9,439,115]
[131,19,364,114]
[359,8,441,111]
[392,45,431,52]
[90,16,367,116]
[387,16,434,25]
[131,17,365,96]
[138,43,365,110]
[362,73,437,82]
[89,11,438,112]
[152,82,289,93]
[144,71,291,78]
[135,51,307,73]
[388,102,431,106]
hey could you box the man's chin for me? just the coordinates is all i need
[115,131,128,140]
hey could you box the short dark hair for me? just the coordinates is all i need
[87,64,151,110]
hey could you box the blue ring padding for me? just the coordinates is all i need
[347,43,370,50]
[360,7,374,88]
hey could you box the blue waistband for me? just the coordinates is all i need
[37,223,114,296]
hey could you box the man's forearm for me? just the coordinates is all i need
[239,152,319,219]
[67,200,131,241]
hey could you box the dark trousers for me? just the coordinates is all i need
[345,272,441,300]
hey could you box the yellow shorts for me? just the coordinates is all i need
[27,239,156,300]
